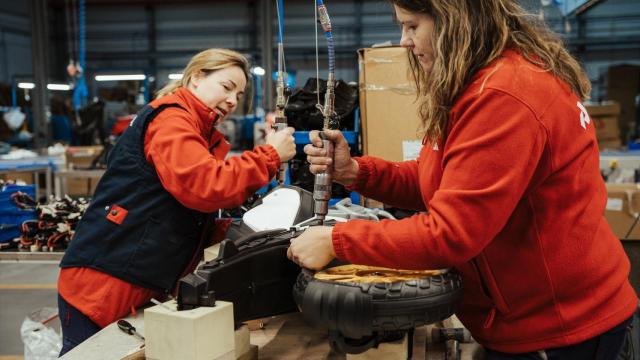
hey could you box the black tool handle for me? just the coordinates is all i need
[117,319,135,335]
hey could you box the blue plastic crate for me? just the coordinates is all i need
[0,224,20,243]
[0,184,36,208]
[0,208,37,231]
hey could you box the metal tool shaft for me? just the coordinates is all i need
[313,74,337,224]
[273,116,288,184]
[275,40,289,185]
[313,135,334,223]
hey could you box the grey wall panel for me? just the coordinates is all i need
[0,10,32,83]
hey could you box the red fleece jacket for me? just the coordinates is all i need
[59,87,280,327]
[332,50,637,353]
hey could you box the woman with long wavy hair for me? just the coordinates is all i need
[289,1,638,358]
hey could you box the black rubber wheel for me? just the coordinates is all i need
[293,265,463,353]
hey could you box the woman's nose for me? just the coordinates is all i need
[400,37,413,48]
[400,30,413,48]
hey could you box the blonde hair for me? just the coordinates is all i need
[392,0,591,143]
[156,48,250,99]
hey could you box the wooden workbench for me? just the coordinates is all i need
[60,311,483,360]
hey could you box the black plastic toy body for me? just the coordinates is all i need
[178,228,303,322]
[176,186,463,354]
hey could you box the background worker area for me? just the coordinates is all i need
[288,0,640,359]
[55,48,296,355]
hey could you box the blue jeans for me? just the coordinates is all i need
[485,310,639,360]
[57,293,101,357]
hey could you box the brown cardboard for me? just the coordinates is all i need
[0,172,34,184]
[593,116,621,140]
[585,102,621,143]
[585,102,621,117]
[598,138,622,150]
[606,65,640,143]
[605,184,640,240]
[358,46,422,162]
[65,146,103,196]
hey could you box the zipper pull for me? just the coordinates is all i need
[483,307,496,329]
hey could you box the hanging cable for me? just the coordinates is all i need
[314,0,336,129]
[72,0,88,111]
[71,0,78,66]
[314,3,321,107]
[64,0,73,63]
[312,0,338,224]
[273,0,290,185]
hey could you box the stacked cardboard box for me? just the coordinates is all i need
[358,46,423,163]
[606,65,640,144]
[65,146,104,197]
[605,183,640,240]
[585,102,622,149]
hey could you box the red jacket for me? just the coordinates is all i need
[332,50,637,353]
[59,87,279,327]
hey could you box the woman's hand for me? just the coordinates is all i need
[304,130,359,186]
[266,127,296,162]
[287,226,335,270]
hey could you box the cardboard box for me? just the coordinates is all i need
[358,46,422,162]
[605,183,640,240]
[0,172,34,184]
[585,102,621,144]
[606,65,640,143]
[65,146,103,197]
[598,138,622,150]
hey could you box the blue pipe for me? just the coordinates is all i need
[73,0,88,110]
[315,0,335,75]
[11,82,17,108]
[276,0,284,45]
[79,0,85,72]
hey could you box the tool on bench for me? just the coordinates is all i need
[431,327,473,360]
[117,319,145,342]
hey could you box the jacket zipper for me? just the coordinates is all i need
[471,258,500,329]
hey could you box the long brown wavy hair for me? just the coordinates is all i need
[391,0,591,143]
[156,48,250,99]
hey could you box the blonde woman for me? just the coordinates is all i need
[290,1,638,358]
[57,48,296,355]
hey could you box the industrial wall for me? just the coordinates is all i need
[1,0,639,102]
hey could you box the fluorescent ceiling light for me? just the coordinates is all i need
[17,82,72,91]
[168,73,183,80]
[47,83,72,91]
[251,66,266,76]
[95,74,146,81]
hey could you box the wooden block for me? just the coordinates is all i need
[204,244,221,262]
[346,333,409,360]
[145,300,235,360]
[121,348,145,360]
[235,325,250,359]
[237,345,258,360]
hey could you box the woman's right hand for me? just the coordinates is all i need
[266,127,296,162]
[304,130,359,186]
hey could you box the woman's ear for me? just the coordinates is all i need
[190,72,202,88]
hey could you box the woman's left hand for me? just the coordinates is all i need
[287,226,336,270]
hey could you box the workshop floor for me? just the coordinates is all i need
[0,261,59,360]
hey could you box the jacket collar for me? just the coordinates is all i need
[173,87,220,138]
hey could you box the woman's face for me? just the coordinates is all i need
[395,5,435,72]
[189,66,246,119]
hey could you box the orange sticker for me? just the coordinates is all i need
[106,205,128,225]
